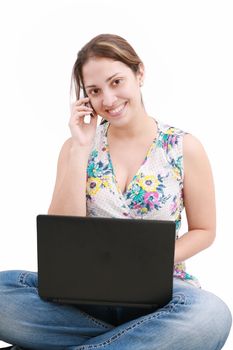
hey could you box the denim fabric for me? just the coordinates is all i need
[0,270,231,350]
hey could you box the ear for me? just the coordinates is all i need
[137,62,145,85]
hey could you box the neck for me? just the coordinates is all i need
[108,111,156,140]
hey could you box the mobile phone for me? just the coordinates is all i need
[83,89,94,118]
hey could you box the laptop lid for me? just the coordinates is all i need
[37,215,176,309]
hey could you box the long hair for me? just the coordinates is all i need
[70,34,143,124]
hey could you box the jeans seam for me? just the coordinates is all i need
[18,271,31,287]
[78,309,114,330]
[76,294,186,349]
[17,271,39,296]
[18,271,112,330]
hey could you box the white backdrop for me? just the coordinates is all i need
[0,0,232,348]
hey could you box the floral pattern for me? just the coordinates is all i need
[85,119,200,287]
[125,173,171,216]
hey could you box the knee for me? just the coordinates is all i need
[0,270,22,289]
[173,280,232,349]
[0,270,37,290]
[0,270,24,318]
[210,294,232,346]
[194,290,232,348]
[0,270,38,343]
[0,270,38,316]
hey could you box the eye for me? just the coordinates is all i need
[89,88,100,96]
[112,78,123,86]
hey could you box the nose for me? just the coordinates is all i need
[102,89,118,108]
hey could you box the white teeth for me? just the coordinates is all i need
[108,103,126,115]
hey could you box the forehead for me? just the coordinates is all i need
[82,57,132,86]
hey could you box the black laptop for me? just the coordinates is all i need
[37,215,176,309]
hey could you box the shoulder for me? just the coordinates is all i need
[158,120,186,137]
[157,120,187,154]
[157,120,210,168]
[53,138,73,170]
[59,137,73,156]
[158,120,205,154]
[182,133,213,186]
[62,137,73,149]
[183,133,208,163]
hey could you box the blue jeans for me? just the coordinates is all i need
[0,270,231,350]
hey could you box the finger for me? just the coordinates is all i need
[74,97,90,106]
[72,105,93,114]
[69,112,85,126]
[73,115,85,126]
[76,105,93,111]
[70,98,89,110]
[72,109,93,117]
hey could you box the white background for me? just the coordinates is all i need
[0,0,232,348]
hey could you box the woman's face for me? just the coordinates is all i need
[82,57,144,126]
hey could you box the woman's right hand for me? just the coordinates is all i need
[69,97,98,148]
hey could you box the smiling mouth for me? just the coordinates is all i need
[106,102,127,116]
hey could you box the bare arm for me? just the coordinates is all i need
[174,134,216,263]
[48,139,90,216]
[48,97,98,216]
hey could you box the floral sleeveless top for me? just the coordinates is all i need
[86,118,200,287]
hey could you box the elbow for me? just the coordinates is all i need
[47,203,55,215]
[205,228,216,248]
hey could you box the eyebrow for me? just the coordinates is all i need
[85,73,121,89]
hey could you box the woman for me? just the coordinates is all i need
[0,33,232,350]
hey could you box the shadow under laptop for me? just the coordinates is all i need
[77,304,157,326]
[1,347,25,349]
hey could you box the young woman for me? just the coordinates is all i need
[0,33,232,350]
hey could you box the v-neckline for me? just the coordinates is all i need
[104,118,160,197]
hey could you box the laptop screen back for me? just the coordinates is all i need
[37,215,176,309]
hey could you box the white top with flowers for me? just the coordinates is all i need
[86,118,200,287]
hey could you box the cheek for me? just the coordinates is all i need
[94,100,103,112]
[88,97,99,110]
[118,86,134,99]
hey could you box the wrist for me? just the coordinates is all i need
[70,141,91,155]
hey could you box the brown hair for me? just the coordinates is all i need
[70,34,144,123]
